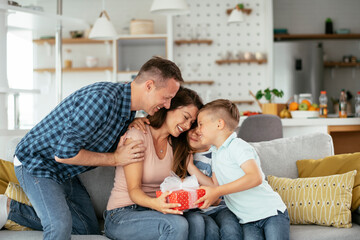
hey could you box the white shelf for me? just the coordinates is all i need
[0,88,41,94]
[0,3,89,32]
[116,34,167,40]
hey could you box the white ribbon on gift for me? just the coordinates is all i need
[160,172,200,209]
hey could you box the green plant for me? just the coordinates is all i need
[255,88,284,103]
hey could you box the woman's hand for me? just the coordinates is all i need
[152,191,184,215]
[195,186,221,209]
[128,117,150,133]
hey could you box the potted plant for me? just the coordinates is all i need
[255,88,285,116]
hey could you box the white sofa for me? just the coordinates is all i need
[1,132,359,239]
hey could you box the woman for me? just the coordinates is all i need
[104,87,205,240]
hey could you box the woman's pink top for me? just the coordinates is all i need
[107,125,173,210]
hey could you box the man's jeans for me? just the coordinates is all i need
[8,165,100,240]
[242,210,290,240]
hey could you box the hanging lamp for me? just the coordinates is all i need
[89,0,117,40]
[228,3,245,24]
[150,0,190,15]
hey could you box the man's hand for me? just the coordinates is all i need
[152,191,183,215]
[195,186,221,209]
[128,117,150,133]
[113,134,146,166]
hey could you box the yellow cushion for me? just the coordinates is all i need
[0,159,19,194]
[296,152,360,211]
[268,171,356,228]
[5,182,32,206]
[4,182,33,231]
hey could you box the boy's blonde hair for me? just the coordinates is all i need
[199,99,240,131]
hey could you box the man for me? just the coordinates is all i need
[6,57,183,239]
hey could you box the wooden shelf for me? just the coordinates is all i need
[232,100,254,105]
[183,80,214,85]
[274,34,360,41]
[324,62,360,68]
[34,67,113,73]
[226,8,252,15]
[215,59,267,65]
[174,39,213,45]
[33,38,111,45]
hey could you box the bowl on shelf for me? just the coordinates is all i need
[290,110,319,118]
[69,30,84,38]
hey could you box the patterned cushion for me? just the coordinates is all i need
[268,171,356,228]
[297,152,360,211]
[4,182,33,231]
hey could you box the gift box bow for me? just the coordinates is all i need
[157,172,205,211]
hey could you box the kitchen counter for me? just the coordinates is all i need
[239,116,360,154]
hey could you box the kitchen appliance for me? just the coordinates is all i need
[273,41,324,104]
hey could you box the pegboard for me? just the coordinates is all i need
[173,0,271,112]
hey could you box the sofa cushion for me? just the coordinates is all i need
[297,152,360,211]
[250,133,334,178]
[0,159,18,194]
[268,171,356,228]
[79,167,115,220]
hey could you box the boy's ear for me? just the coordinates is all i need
[217,119,226,130]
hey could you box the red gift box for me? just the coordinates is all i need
[156,189,206,211]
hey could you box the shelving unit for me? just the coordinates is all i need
[116,34,167,72]
[183,80,214,85]
[274,33,360,41]
[324,62,360,68]
[215,59,267,65]
[232,100,254,105]
[34,67,113,73]
[33,38,111,45]
[174,39,213,45]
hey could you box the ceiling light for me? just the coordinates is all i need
[150,0,190,15]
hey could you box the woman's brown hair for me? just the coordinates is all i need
[148,87,203,178]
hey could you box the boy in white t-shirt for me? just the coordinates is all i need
[194,99,290,240]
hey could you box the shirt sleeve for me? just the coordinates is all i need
[231,139,257,167]
[55,93,112,159]
[125,128,146,143]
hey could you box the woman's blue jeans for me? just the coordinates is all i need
[242,210,290,240]
[8,165,100,240]
[104,205,211,240]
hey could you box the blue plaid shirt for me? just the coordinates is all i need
[15,82,136,183]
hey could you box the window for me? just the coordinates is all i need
[7,30,34,129]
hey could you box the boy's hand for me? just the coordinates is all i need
[128,117,150,133]
[195,186,221,209]
[153,191,183,215]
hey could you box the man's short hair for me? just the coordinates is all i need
[200,99,240,131]
[134,56,184,87]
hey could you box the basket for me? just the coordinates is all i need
[130,19,154,35]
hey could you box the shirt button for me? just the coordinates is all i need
[67,174,71,177]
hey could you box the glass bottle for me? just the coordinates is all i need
[355,91,360,118]
[339,89,347,118]
[319,91,328,118]
[325,18,333,34]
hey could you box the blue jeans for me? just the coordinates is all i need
[184,209,219,240]
[242,210,290,240]
[208,207,243,240]
[9,165,100,240]
[104,205,193,240]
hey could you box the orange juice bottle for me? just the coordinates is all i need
[319,91,328,118]
[339,89,347,118]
